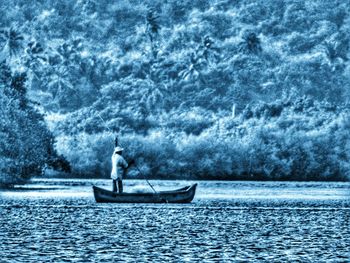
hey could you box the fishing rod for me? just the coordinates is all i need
[97,113,113,134]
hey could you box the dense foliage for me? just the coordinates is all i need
[1,0,349,180]
[0,63,70,186]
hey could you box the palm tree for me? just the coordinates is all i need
[179,36,218,81]
[47,67,73,99]
[25,41,46,73]
[240,32,262,54]
[145,8,161,58]
[146,9,160,41]
[0,27,24,57]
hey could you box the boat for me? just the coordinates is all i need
[92,183,197,203]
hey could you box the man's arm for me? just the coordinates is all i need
[119,157,129,168]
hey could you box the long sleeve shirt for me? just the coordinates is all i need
[111,152,128,180]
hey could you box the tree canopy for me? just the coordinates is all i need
[1,0,349,181]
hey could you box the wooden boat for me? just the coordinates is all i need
[92,184,197,203]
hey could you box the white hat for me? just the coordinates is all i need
[114,146,124,153]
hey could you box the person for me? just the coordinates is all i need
[111,146,134,193]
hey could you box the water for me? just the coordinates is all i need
[0,179,349,262]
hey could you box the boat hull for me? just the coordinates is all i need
[93,184,197,203]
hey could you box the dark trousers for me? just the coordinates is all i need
[112,179,123,193]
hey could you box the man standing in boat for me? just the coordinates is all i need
[111,146,133,193]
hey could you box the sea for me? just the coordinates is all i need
[0,179,349,262]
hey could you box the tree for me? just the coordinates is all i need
[146,8,161,58]
[0,27,24,57]
[240,32,262,54]
[0,62,70,187]
[179,36,219,82]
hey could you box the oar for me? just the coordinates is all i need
[134,163,157,194]
[127,161,169,202]
[124,159,157,194]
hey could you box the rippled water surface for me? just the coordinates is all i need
[1,179,349,262]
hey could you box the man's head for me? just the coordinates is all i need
[114,146,124,154]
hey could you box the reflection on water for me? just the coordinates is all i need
[0,179,349,262]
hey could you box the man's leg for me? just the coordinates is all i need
[118,179,123,193]
[112,179,117,192]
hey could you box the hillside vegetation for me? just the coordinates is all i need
[1,0,350,181]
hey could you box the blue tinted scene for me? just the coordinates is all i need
[0,1,349,262]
